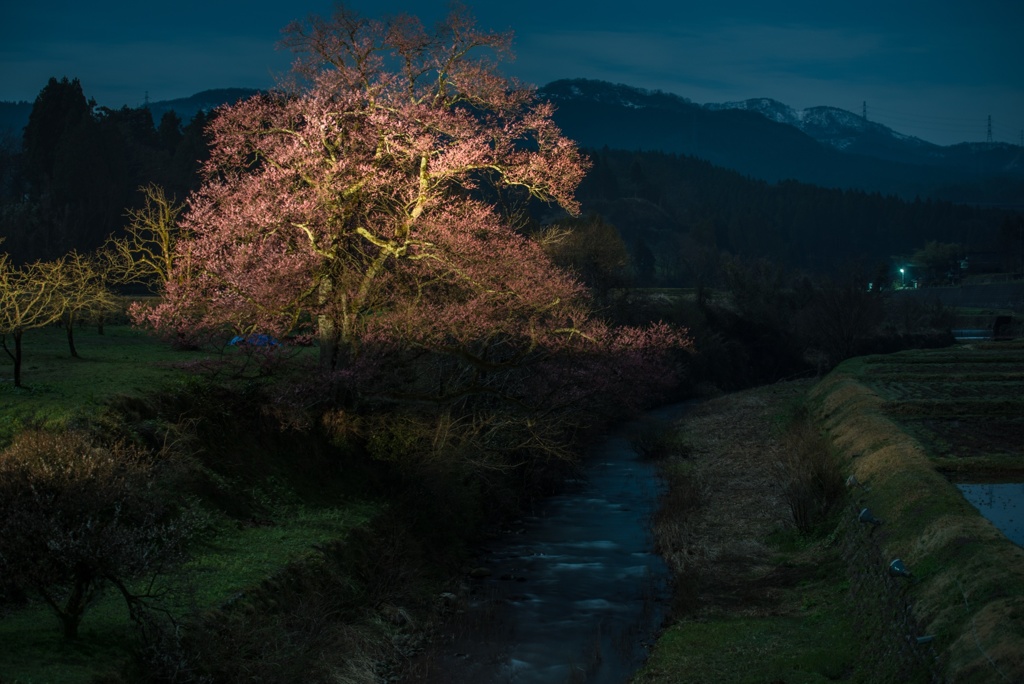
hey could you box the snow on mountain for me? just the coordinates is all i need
[704,98,803,128]
[541,78,694,111]
[703,98,932,152]
[541,81,937,155]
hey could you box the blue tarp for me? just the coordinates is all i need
[229,334,279,347]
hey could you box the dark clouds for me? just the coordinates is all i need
[2,0,1021,145]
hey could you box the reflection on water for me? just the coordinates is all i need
[956,483,1024,547]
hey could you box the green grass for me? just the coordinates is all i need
[807,349,1024,683]
[0,497,382,684]
[0,324,385,683]
[0,324,318,447]
[636,616,851,684]
[633,512,891,684]
[0,325,206,445]
[633,550,856,684]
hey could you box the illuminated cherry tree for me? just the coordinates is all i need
[135,5,691,446]
[135,5,590,366]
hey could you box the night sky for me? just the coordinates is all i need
[2,0,1022,146]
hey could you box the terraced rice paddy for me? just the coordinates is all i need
[856,342,1024,470]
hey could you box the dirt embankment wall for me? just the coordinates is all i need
[808,373,1024,683]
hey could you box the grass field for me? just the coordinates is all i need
[632,381,863,684]
[0,324,319,446]
[1,325,227,444]
[0,501,378,683]
[806,343,1024,683]
[0,325,386,683]
[637,340,1024,684]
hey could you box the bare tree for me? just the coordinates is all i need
[106,183,186,291]
[0,252,67,387]
[52,250,120,356]
[0,431,195,639]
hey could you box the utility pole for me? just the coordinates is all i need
[987,115,993,143]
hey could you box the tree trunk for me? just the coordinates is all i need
[317,277,339,371]
[13,329,23,388]
[39,569,91,640]
[65,312,79,358]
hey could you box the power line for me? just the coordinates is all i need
[860,107,1022,144]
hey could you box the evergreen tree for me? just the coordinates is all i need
[157,110,183,153]
[22,77,92,199]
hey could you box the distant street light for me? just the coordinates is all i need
[899,268,906,288]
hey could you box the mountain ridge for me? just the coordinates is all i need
[538,78,1024,204]
[2,79,1022,205]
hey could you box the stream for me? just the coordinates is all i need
[410,403,689,683]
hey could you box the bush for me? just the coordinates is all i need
[0,431,195,638]
[775,416,845,535]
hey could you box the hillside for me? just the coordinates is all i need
[4,79,1022,206]
[540,79,1024,206]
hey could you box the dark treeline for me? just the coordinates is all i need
[574,148,1023,287]
[0,77,213,264]
[4,77,1021,287]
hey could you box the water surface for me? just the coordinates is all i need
[413,405,688,683]
[956,482,1024,547]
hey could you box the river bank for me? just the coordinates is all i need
[633,379,867,683]
[637,347,1024,683]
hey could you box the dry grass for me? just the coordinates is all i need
[635,380,859,683]
[775,415,846,534]
[653,386,802,588]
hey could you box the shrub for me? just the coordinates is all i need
[775,417,846,535]
[0,431,195,638]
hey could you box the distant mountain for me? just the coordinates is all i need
[3,80,1021,205]
[705,96,1024,175]
[144,88,261,126]
[0,101,32,141]
[539,79,1024,205]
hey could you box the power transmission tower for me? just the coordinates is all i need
[862,101,867,121]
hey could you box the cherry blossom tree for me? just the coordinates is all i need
[134,5,692,450]
[135,4,589,367]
